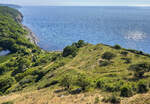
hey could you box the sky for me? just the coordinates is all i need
[0,0,150,6]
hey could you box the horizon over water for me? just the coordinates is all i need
[20,6,150,53]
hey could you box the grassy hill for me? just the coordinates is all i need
[1,6,150,104]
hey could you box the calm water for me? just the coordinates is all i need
[20,6,150,53]
[0,50,10,56]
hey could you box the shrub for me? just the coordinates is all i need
[128,62,150,78]
[0,77,14,93]
[19,75,37,86]
[120,84,133,97]
[113,44,121,49]
[62,40,86,57]
[102,52,116,60]
[2,101,13,104]
[0,65,9,75]
[94,97,100,104]
[127,49,144,55]
[102,94,120,104]
[62,45,78,57]
[73,40,87,48]
[12,57,31,75]
[60,74,75,89]
[137,80,148,93]
[96,79,106,88]
[104,80,125,92]
[120,51,128,56]
[76,74,93,91]
[99,60,111,66]
[121,58,131,64]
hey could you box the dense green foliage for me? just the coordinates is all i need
[62,40,86,57]
[0,6,36,53]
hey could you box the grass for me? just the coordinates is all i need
[1,43,150,103]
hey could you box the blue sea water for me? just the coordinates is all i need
[0,50,10,56]
[20,6,150,53]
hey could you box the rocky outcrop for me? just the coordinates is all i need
[16,13,39,45]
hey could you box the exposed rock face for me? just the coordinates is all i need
[16,13,39,45]
[23,25,39,45]
[15,12,23,23]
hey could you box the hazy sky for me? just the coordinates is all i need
[1,0,150,6]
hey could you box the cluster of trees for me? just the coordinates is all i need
[62,40,87,57]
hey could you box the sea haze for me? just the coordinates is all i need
[20,6,150,53]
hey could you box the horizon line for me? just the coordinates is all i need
[1,2,150,7]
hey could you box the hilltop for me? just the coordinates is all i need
[0,4,21,9]
[1,6,150,104]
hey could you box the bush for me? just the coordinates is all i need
[96,79,106,88]
[121,58,131,64]
[2,101,13,104]
[19,75,37,86]
[120,84,133,97]
[113,44,122,49]
[102,52,116,60]
[60,74,75,89]
[72,40,87,48]
[120,51,128,56]
[62,40,86,57]
[12,57,31,75]
[94,97,100,104]
[127,49,144,55]
[62,45,78,57]
[76,74,93,91]
[0,77,14,93]
[128,62,150,78]
[99,60,111,66]
[102,94,120,104]
[137,80,148,93]
[0,65,9,75]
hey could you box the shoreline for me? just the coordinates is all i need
[16,12,39,45]
[23,25,39,45]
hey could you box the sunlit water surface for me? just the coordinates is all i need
[20,6,150,53]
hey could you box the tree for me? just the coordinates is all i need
[62,46,78,57]
[102,52,116,61]
[128,62,150,78]
[113,44,121,49]
[74,40,86,48]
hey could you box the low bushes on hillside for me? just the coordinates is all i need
[102,52,116,60]
[128,62,150,78]
[120,84,133,97]
[137,80,149,93]
[102,94,120,104]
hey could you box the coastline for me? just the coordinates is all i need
[23,25,39,45]
[16,12,39,45]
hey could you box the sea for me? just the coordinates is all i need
[19,6,150,53]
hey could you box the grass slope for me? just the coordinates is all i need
[1,43,150,104]
[1,6,150,104]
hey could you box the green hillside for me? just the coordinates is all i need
[1,6,150,104]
